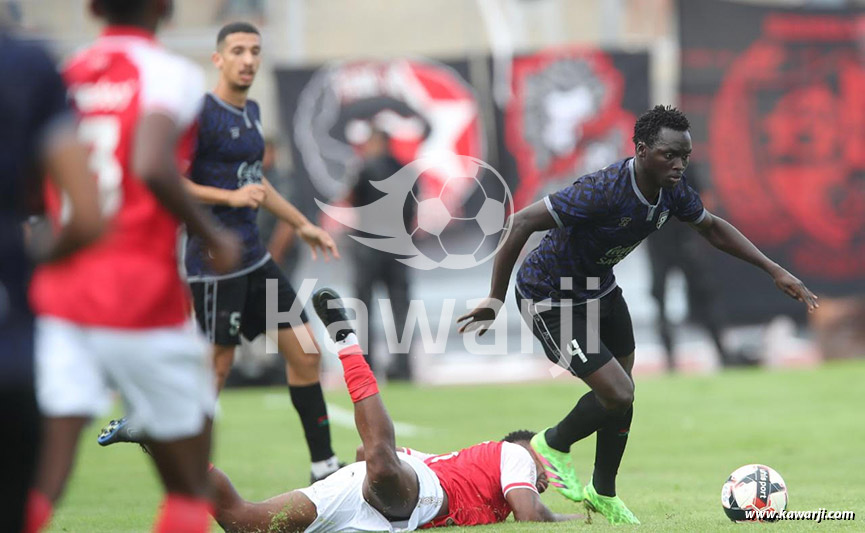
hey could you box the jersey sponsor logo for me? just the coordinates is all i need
[656,210,669,229]
[70,80,136,112]
[566,339,588,363]
[597,241,641,266]
[237,160,263,187]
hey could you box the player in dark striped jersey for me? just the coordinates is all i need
[186,22,344,483]
[459,105,818,524]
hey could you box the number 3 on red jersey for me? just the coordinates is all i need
[60,116,123,223]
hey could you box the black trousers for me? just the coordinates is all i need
[0,386,40,532]
[351,244,411,374]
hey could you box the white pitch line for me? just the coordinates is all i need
[263,393,430,437]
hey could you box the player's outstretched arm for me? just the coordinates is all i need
[691,210,818,311]
[134,113,241,273]
[507,489,584,523]
[457,200,557,335]
[260,177,339,261]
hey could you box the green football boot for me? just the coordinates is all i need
[583,478,640,525]
[530,430,584,502]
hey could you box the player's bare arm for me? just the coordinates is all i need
[134,112,241,273]
[267,221,295,261]
[182,178,267,208]
[28,128,103,262]
[260,177,339,261]
[458,200,557,335]
[506,488,583,523]
[691,210,818,311]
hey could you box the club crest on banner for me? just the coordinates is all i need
[293,59,485,207]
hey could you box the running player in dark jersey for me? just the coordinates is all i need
[458,106,818,524]
[183,22,342,482]
[0,26,102,532]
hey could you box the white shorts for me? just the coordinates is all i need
[35,316,215,441]
[298,452,443,533]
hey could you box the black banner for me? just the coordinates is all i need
[680,0,865,321]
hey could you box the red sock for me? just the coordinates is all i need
[154,494,212,533]
[338,344,379,403]
[23,490,53,533]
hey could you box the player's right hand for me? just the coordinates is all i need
[457,297,504,336]
[206,231,242,274]
[229,183,267,208]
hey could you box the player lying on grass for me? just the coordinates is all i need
[209,288,584,532]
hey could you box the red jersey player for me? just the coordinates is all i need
[208,288,584,532]
[24,1,240,532]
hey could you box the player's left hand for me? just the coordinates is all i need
[772,268,819,312]
[297,223,340,261]
[457,297,504,336]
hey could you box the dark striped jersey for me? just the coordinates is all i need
[516,158,706,303]
[185,93,267,280]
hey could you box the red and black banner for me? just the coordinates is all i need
[275,58,488,216]
[497,48,649,209]
[680,0,865,320]
[276,51,648,218]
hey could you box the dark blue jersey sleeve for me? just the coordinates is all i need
[545,175,608,228]
[670,176,706,224]
[30,47,72,151]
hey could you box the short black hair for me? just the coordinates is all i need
[94,0,150,23]
[217,22,260,48]
[632,105,690,148]
[502,429,536,443]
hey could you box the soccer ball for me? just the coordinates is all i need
[408,159,512,270]
[721,464,788,522]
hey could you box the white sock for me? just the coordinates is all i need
[310,455,341,478]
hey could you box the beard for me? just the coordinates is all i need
[230,79,253,92]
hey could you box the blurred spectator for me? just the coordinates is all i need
[348,128,415,381]
[645,163,752,371]
[215,0,264,23]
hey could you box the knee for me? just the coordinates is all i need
[288,349,322,371]
[599,383,634,413]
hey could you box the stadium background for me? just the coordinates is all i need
[9,1,865,531]
[15,0,864,383]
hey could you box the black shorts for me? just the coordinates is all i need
[190,259,309,346]
[516,285,635,378]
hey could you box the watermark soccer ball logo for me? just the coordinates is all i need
[316,155,513,270]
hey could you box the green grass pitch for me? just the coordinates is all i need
[48,359,864,532]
